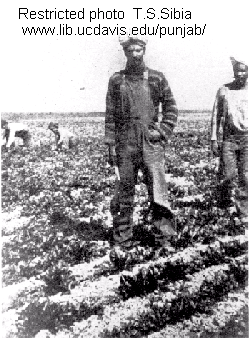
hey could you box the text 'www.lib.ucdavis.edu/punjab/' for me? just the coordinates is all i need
[21,24,206,39]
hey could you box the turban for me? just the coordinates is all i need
[119,35,148,49]
[230,56,247,68]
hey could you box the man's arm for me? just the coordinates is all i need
[2,129,7,145]
[52,131,61,149]
[159,74,178,139]
[210,87,226,156]
[104,76,116,147]
[105,76,117,165]
[6,127,16,148]
[211,87,225,142]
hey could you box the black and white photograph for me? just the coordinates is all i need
[1,1,249,337]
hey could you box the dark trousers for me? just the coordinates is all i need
[218,136,248,222]
[111,139,175,247]
[22,131,31,147]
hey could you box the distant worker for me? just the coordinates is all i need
[1,119,31,149]
[211,56,248,228]
[48,122,78,150]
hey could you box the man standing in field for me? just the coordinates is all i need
[48,122,78,150]
[105,36,178,258]
[1,119,31,149]
[211,57,248,229]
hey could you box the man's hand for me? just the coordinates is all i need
[108,145,117,166]
[211,140,219,157]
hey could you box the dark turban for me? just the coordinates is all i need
[119,36,148,49]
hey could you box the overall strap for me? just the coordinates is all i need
[143,70,149,80]
[120,71,126,114]
[223,86,228,120]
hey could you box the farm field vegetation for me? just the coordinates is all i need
[1,111,248,337]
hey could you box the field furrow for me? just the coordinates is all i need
[120,234,247,298]
[35,254,247,338]
[1,114,248,337]
[146,286,248,338]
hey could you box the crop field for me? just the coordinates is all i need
[1,111,248,337]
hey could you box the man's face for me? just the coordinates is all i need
[234,63,248,86]
[125,44,145,66]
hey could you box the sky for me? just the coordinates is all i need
[1,0,249,113]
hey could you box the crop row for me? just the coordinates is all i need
[2,233,246,316]
[2,213,112,286]
[128,255,247,337]
[1,245,153,315]
[2,253,113,313]
[11,274,120,337]
[27,287,248,338]
[44,254,247,338]
[2,201,242,286]
[120,234,248,299]
[4,235,246,337]
[147,286,248,338]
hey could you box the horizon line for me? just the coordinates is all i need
[1,109,211,114]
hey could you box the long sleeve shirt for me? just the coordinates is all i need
[105,65,178,146]
[211,81,248,141]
